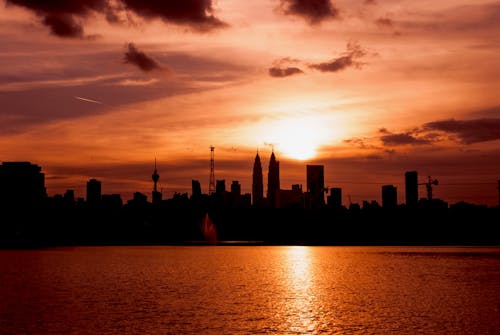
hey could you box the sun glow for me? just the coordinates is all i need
[261,116,331,160]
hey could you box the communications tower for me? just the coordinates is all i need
[152,158,162,204]
[209,146,215,195]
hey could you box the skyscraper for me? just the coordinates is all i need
[216,179,226,195]
[307,165,325,208]
[191,179,202,198]
[231,181,241,196]
[267,151,280,208]
[382,185,397,208]
[86,178,101,206]
[0,162,46,209]
[405,171,418,207]
[252,152,263,206]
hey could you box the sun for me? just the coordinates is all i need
[265,116,330,160]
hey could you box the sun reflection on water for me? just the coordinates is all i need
[281,246,319,333]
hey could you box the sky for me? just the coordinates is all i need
[1,0,500,205]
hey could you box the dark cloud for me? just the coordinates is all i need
[42,13,85,38]
[6,0,107,38]
[278,0,339,24]
[268,57,304,77]
[423,118,500,144]
[310,42,366,72]
[120,0,227,31]
[375,17,393,28]
[6,0,226,38]
[310,56,353,72]
[124,43,162,72]
[364,0,376,5]
[376,117,500,147]
[343,137,378,150]
[268,67,303,78]
[380,133,431,146]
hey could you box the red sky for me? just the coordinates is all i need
[1,0,500,205]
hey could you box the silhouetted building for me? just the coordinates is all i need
[76,197,85,208]
[241,193,251,208]
[86,178,101,205]
[101,194,123,209]
[0,162,46,209]
[231,181,241,196]
[278,184,303,208]
[191,179,202,198]
[306,165,325,208]
[382,185,397,209]
[209,146,215,195]
[497,180,500,207]
[363,200,380,210]
[267,151,280,208]
[151,160,162,205]
[216,179,226,195]
[349,203,361,211]
[63,189,75,208]
[405,171,418,208]
[252,153,264,206]
[127,192,148,208]
[327,187,342,208]
[64,189,75,203]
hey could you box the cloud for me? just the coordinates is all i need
[380,132,431,146]
[268,57,304,77]
[278,0,339,25]
[268,67,303,78]
[310,42,366,72]
[423,118,500,144]
[5,0,104,38]
[120,0,227,31]
[375,117,500,147]
[124,43,162,72]
[343,137,378,150]
[364,0,376,5]
[5,0,227,38]
[375,17,393,28]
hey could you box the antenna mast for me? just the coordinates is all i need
[209,146,215,194]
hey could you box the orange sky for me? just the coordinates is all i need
[1,0,500,205]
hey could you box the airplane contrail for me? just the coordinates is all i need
[74,96,103,105]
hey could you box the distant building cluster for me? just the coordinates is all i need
[0,154,499,212]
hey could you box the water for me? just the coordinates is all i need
[1,246,499,334]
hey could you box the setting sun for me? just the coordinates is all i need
[255,116,331,160]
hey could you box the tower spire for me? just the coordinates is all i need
[252,151,263,207]
[152,158,161,204]
[209,146,215,195]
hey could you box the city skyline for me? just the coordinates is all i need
[1,156,498,209]
[1,0,500,205]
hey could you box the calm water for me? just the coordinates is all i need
[1,246,499,334]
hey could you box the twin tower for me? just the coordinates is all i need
[252,151,279,207]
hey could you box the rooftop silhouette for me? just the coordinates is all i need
[0,156,499,248]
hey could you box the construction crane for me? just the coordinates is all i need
[419,176,439,200]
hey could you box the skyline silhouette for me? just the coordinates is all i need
[2,156,499,209]
[1,154,499,209]
[1,157,499,247]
